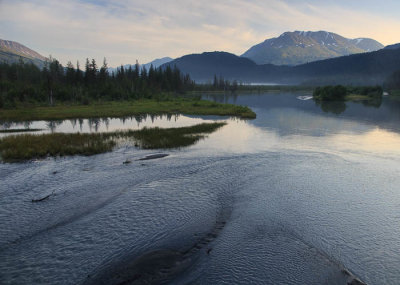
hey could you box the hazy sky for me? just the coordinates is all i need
[1,0,400,67]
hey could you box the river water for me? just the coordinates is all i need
[1,92,400,284]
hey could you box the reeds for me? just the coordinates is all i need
[0,122,226,162]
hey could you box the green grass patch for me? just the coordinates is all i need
[345,94,372,101]
[0,122,226,162]
[390,90,400,96]
[131,122,225,149]
[0,98,256,121]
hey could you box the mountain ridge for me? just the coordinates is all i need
[109,57,173,74]
[241,31,384,65]
[0,39,47,67]
[164,48,400,85]
[384,43,400,50]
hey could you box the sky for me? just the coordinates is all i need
[1,0,400,67]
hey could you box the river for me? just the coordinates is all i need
[1,92,400,284]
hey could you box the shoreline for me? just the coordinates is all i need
[0,98,256,122]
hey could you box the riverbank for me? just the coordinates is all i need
[389,90,400,97]
[0,98,256,122]
[0,122,226,162]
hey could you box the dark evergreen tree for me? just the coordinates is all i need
[0,56,196,108]
[76,61,83,84]
[99,57,108,83]
[66,61,75,85]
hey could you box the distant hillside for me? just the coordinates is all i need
[241,31,384,65]
[164,52,272,83]
[142,57,173,70]
[0,39,47,67]
[384,43,400,50]
[110,57,173,74]
[164,48,400,86]
[292,47,400,85]
[159,52,259,82]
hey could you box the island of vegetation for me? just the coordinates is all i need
[0,122,226,162]
[311,85,385,114]
[313,85,383,101]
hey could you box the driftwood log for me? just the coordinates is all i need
[31,190,55,203]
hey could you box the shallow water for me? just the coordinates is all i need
[0,114,226,137]
[1,93,400,284]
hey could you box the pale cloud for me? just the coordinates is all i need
[0,0,399,67]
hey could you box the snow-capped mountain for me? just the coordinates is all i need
[241,31,384,65]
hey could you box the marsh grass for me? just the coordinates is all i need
[130,122,225,149]
[0,133,116,162]
[0,122,226,162]
[0,99,256,121]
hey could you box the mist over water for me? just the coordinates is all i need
[1,93,400,284]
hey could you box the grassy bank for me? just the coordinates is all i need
[0,98,256,121]
[0,122,226,162]
[389,90,400,96]
[345,94,377,101]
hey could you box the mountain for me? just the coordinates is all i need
[110,57,173,74]
[0,39,47,67]
[348,37,383,51]
[164,48,400,86]
[241,31,384,65]
[142,57,173,70]
[163,51,293,83]
[163,52,280,83]
[292,47,400,85]
[384,43,400,50]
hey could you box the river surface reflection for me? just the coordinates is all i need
[1,93,400,284]
[0,113,228,137]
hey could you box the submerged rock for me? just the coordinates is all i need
[348,278,367,285]
[138,154,169,161]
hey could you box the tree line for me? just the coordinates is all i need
[192,74,241,92]
[0,57,195,108]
